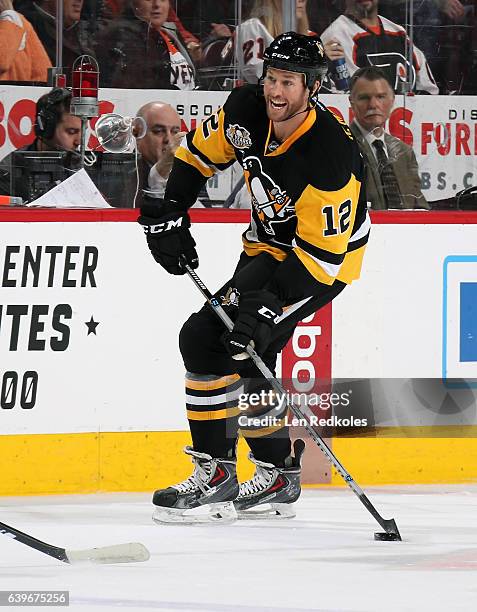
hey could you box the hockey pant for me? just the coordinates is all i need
[180,251,345,465]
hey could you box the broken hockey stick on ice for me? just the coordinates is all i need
[0,520,150,564]
[182,259,402,542]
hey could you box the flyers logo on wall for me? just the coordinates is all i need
[0,87,476,201]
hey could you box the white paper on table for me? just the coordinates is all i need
[27,168,112,208]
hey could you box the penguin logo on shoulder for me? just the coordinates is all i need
[226,124,252,150]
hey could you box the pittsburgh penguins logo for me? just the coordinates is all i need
[221,287,240,307]
[243,156,294,235]
[226,124,252,149]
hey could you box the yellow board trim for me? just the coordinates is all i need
[1,428,476,495]
[0,432,255,496]
[331,428,477,485]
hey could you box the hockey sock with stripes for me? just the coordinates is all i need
[186,372,243,458]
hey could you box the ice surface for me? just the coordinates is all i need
[1,486,476,612]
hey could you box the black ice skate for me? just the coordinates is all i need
[234,439,305,519]
[152,447,239,524]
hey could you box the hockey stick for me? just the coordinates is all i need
[0,520,150,564]
[182,259,402,541]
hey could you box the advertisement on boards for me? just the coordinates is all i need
[0,86,476,201]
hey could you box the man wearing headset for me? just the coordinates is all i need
[0,87,81,196]
[31,87,82,152]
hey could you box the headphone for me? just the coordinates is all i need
[35,88,72,141]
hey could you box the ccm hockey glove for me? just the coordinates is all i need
[223,290,283,360]
[138,201,198,275]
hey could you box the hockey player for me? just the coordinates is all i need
[138,32,371,524]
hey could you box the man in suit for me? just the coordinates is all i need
[349,66,429,210]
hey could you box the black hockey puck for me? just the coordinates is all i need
[374,531,401,541]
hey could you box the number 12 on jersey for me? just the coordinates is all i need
[322,200,352,237]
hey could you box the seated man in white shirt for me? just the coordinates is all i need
[349,66,429,209]
[136,101,185,198]
[136,101,250,209]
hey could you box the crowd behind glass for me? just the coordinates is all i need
[1,0,476,208]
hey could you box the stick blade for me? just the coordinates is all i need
[374,531,401,541]
[65,542,150,564]
[374,518,402,541]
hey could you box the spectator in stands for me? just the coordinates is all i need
[0,87,81,195]
[320,0,439,94]
[0,0,51,82]
[17,0,95,73]
[135,101,184,196]
[100,0,201,47]
[435,0,475,94]
[97,0,197,89]
[349,66,429,209]
[174,0,238,40]
[307,0,344,34]
[167,5,201,62]
[98,0,127,17]
[379,0,465,61]
[379,0,472,93]
[234,0,315,83]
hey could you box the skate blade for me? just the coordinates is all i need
[236,502,296,520]
[152,502,237,525]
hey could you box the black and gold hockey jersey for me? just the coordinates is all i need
[165,84,370,296]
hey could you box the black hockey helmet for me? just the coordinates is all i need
[262,32,328,90]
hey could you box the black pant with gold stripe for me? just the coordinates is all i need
[179,252,345,465]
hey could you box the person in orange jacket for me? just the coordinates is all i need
[0,0,51,82]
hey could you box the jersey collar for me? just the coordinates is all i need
[264,108,317,157]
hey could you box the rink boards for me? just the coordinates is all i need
[1,209,477,494]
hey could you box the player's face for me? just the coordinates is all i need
[134,0,169,27]
[52,112,82,150]
[349,77,395,134]
[137,105,181,164]
[263,68,309,123]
